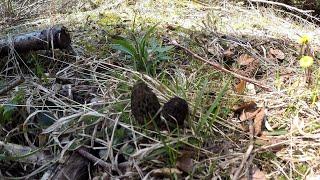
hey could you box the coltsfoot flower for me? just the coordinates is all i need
[298,34,311,45]
[299,56,313,68]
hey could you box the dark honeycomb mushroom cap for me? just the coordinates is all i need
[131,81,161,127]
[162,96,189,129]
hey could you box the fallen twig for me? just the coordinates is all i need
[77,148,129,171]
[232,119,254,180]
[77,148,111,171]
[0,76,24,95]
[170,40,273,92]
[250,0,313,13]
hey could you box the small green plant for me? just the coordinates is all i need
[112,24,173,76]
[26,53,48,82]
[298,35,320,103]
[298,35,314,86]
[312,69,320,104]
[0,89,25,124]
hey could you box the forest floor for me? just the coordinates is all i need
[1,0,320,179]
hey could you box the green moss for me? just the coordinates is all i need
[279,175,288,180]
[113,101,131,124]
[97,12,122,27]
[82,115,99,125]
[285,104,298,116]
[304,121,320,133]
[84,42,96,53]
[112,127,126,146]
[296,163,308,175]
[139,17,159,25]
[257,151,277,161]
[233,22,247,30]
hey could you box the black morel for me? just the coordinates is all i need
[131,81,161,127]
[162,96,188,129]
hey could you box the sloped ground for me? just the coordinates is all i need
[1,0,320,179]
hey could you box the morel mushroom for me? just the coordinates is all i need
[162,96,188,129]
[131,81,161,128]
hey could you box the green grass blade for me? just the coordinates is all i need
[139,23,159,62]
[197,79,230,133]
[191,78,208,119]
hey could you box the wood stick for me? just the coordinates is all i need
[170,40,273,92]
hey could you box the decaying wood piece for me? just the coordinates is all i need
[0,26,71,58]
[49,149,90,180]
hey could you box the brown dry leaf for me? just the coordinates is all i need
[176,154,193,173]
[257,132,286,152]
[269,48,285,60]
[239,107,260,122]
[254,108,265,136]
[223,48,234,59]
[238,54,255,66]
[236,54,260,78]
[166,24,176,31]
[235,80,246,94]
[233,101,257,114]
[240,167,266,180]
[256,131,286,152]
[151,168,182,177]
[251,167,266,180]
[245,59,260,78]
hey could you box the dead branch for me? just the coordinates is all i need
[170,40,273,92]
[0,26,71,58]
[249,0,320,23]
[77,148,129,172]
[249,0,313,13]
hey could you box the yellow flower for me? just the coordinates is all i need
[298,34,311,45]
[299,56,313,68]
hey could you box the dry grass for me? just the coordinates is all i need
[1,0,320,179]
